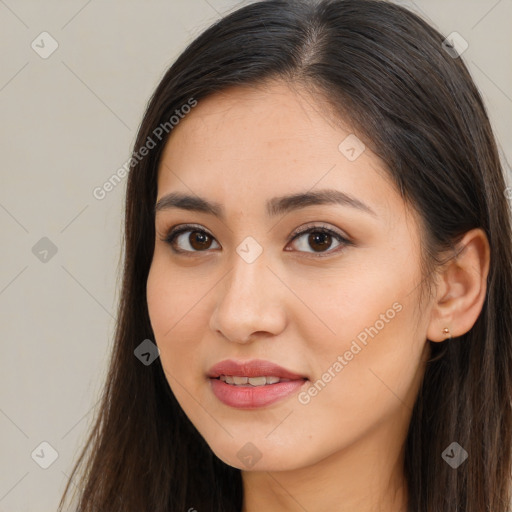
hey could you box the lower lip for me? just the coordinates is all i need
[209,378,307,409]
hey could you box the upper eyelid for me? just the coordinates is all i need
[292,223,347,237]
[169,223,213,235]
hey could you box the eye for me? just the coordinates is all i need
[161,223,351,257]
[287,224,351,257]
[162,224,220,255]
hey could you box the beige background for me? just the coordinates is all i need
[0,0,510,510]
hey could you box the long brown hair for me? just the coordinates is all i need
[59,0,512,510]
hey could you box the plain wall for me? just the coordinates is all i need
[0,0,510,510]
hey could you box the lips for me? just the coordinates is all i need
[207,359,308,409]
[207,359,307,380]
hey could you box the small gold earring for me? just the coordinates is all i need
[442,327,452,339]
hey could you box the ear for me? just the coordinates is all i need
[426,228,490,342]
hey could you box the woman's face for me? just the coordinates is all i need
[147,81,432,472]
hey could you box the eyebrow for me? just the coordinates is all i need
[154,188,377,219]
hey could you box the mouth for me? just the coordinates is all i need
[207,359,308,409]
[217,375,293,386]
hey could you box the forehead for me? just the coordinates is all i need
[156,81,406,224]
[161,82,352,167]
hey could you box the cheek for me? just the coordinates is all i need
[147,259,184,370]
[146,255,203,340]
[147,260,173,342]
[146,256,208,398]
[289,248,424,403]
[294,268,425,436]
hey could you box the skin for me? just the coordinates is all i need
[146,80,490,512]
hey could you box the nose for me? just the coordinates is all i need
[209,252,287,344]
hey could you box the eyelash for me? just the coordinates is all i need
[161,223,352,258]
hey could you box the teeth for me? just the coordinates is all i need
[219,375,287,386]
[248,376,267,386]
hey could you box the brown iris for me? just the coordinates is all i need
[307,231,332,252]
[189,230,214,251]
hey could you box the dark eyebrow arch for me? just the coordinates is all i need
[154,189,376,219]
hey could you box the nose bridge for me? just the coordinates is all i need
[209,245,286,343]
[222,231,270,304]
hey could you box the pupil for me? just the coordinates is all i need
[309,232,331,252]
[190,231,211,250]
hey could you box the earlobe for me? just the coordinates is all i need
[426,228,490,342]
[441,327,452,340]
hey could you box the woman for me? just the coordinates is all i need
[59,0,512,510]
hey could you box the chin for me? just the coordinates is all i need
[204,435,317,472]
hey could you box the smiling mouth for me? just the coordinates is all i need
[217,375,299,386]
[207,359,309,408]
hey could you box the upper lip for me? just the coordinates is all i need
[208,359,307,380]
